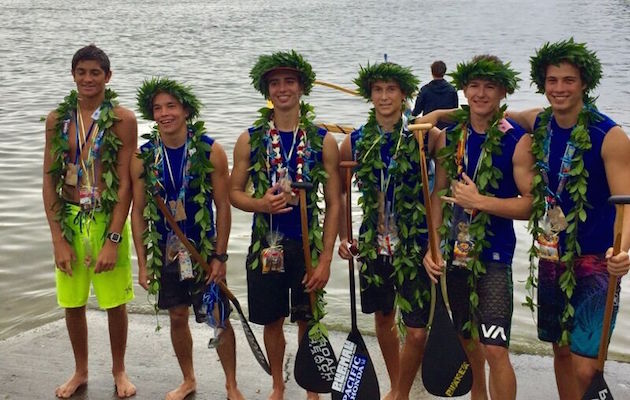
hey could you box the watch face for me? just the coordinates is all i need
[108,232,121,243]
[216,253,228,262]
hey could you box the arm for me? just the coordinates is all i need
[95,107,138,273]
[443,134,534,220]
[129,153,149,290]
[424,128,448,283]
[413,107,458,127]
[208,141,231,283]
[337,135,356,260]
[42,111,76,275]
[504,108,542,133]
[229,131,290,214]
[602,126,630,276]
[305,132,341,291]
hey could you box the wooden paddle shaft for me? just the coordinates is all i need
[316,123,355,135]
[154,194,236,302]
[596,200,626,369]
[314,80,360,96]
[294,183,317,312]
[340,160,359,330]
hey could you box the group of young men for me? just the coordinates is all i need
[43,40,630,400]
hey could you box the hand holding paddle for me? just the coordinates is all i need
[154,194,272,375]
[291,181,338,393]
[582,195,630,400]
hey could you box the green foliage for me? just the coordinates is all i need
[449,56,520,94]
[48,89,120,244]
[437,105,507,339]
[354,109,430,313]
[354,62,419,100]
[250,50,316,98]
[530,38,602,94]
[137,77,202,121]
[527,105,596,346]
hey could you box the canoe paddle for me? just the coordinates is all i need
[409,123,473,397]
[581,195,630,400]
[331,160,380,400]
[291,181,338,393]
[154,194,272,375]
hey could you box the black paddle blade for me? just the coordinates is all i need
[294,330,338,393]
[582,371,614,400]
[232,301,271,375]
[331,329,380,400]
[421,300,472,397]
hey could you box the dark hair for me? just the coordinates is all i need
[431,60,447,77]
[71,44,111,74]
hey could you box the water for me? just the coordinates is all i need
[1,0,630,360]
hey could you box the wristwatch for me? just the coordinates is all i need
[107,232,122,244]
[213,253,229,263]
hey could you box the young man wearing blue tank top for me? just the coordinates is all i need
[230,51,341,400]
[422,55,535,400]
[130,79,244,400]
[337,61,441,400]
[508,38,630,400]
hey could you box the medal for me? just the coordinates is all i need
[536,232,560,261]
[65,163,78,186]
[548,206,568,233]
[169,199,187,222]
[452,221,474,267]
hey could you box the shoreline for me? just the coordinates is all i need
[2,310,630,399]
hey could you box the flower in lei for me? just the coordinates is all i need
[48,88,121,243]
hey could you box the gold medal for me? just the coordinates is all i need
[65,163,78,186]
[174,199,187,222]
[548,206,568,233]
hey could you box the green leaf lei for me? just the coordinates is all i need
[248,101,329,339]
[437,104,507,339]
[48,89,121,243]
[139,121,215,307]
[354,109,430,315]
[526,105,595,345]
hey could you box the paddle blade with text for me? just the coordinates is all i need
[294,329,337,393]
[331,329,379,400]
[582,371,614,400]
[421,299,472,397]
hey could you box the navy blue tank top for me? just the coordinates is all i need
[248,127,325,240]
[140,134,216,245]
[447,118,526,264]
[533,109,617,255]
[350,125,429,246]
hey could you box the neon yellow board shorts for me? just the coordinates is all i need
[55,204,134,309]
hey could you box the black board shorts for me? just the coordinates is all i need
[246,238,311,325]
[359,253,431,328]
[447,261,513,347]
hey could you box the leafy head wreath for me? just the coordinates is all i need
[250,50,316,99]
[529,37,602,95]
[449,54,520,94]
[354,61,419,101]
[137,77,202,121]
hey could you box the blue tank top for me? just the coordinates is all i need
[447,118,526,264]
[533,109,617,255]
[140,134,216,245]
[350,125,429,246]
[248,127,326,240]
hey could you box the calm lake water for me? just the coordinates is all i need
[1,0,630,361]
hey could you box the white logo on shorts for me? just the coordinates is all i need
[481,324,507,342]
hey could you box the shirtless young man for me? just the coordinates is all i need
[42,44,137,398]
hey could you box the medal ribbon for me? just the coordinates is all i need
[159,128,193,234]
[538,121,576,209]
[75,105,101,187]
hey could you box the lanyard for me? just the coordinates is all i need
[457,125,486,183]
[161,142,188,199]
[539,121,576,207]
[75,105,100,185]
[376,123,404,194]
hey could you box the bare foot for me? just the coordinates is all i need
[227,384,245,400]
[166,380,196,400]
[114,371,136,398]
[55,371,88,398]
[268,386,285,400]
[306,391,320,399]
[383,390,397,400]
